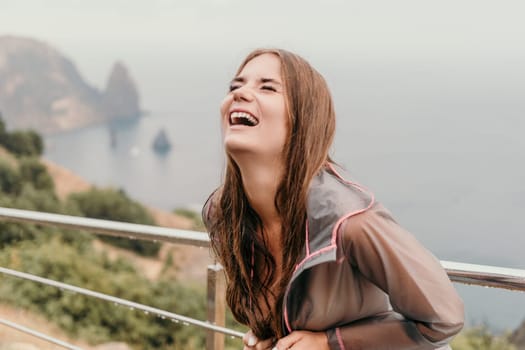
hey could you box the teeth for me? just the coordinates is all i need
[230,111,258,126]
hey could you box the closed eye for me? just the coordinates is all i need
[261,85,277,92]
[229,84,241,92]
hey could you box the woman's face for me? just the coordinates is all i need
[220,53,288,161]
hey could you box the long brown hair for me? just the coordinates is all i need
[207,48,336,339]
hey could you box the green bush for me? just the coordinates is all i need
[14,183,60,212]
[19,157,55,192]
[0,158,22,195]
[0,156,55,196]
[0,239,211,349]
[68,188,160,256]
[0,184,91,249]
[0,121,244,348]
[0,115,7,142]
[0,116,43,156]
[2,130,43,157]
[173,208,205,232]
[0,220,39,249]
[451,325,517,350]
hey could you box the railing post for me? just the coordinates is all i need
[207,263,226,350]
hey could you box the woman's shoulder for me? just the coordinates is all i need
[339,201,397,238]
[307,163,375,221]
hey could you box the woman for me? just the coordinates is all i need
[203,49,464,350]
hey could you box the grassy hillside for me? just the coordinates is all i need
[0,122,243,349]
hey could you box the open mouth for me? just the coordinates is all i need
[229,111,259,127]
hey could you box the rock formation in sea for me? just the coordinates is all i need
[0,35,142,134]
[103,61,141,120]
[152,128,172,154]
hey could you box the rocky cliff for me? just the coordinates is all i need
[0,36,141,134]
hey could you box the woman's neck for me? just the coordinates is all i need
[234,154,284,235]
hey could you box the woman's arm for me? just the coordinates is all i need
[328,203,464,350]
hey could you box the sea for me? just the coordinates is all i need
[43,52,525,332]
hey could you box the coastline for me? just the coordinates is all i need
[41,158,195,230]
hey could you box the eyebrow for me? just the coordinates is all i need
[231,76,282,85]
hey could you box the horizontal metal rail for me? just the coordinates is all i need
[0,207,210,247]
[442,260,525,292]
[0,266,244,339]
[1,207,524,291]
[0,318,83,350]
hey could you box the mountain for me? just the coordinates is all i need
[0,35,141,134]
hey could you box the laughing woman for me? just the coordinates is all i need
[202,49,464,350]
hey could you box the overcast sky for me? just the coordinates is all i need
[2,0,525,56]
[2,0,524,135]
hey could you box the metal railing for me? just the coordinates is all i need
[1,206,525,350]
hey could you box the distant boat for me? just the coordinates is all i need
[152,128,171,154]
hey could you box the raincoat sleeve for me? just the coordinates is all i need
[326,203,464,350]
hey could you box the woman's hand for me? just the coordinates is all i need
[272,330,329,350]
[243,330,274,350]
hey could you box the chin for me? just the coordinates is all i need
[223,138,255,155]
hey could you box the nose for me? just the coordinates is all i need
[232,85,254,102]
